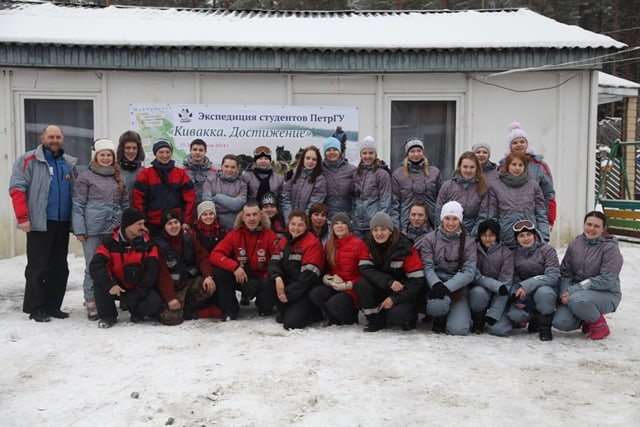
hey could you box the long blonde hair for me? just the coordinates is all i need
[402,154,430,179]
[93,150,124,193]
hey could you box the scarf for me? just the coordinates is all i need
[118,158,140,171]
[89,164,115,177]
[254,166,274,203]
[194,219,221,238]
[151,159,175,183]
[500,173,529,188]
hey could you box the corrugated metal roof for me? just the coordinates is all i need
[0,1,625,72]
[0,1,625,50]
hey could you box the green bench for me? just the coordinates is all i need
[600,199,640,239]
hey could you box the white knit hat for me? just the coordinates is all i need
[359,136,377,154]
[197,200,217,219]
[91,138,116,162]
[440,201,463,222]
[507,121,528,145]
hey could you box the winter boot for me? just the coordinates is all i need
[471,312,485,334]
[85,300,99,321]
[432,317,447,334]
[363,313,386,332]
[537,313,553,341]
[581,320,591,334]
[401,319,417,331]
[527,313,540,333]
[587,315,610,340]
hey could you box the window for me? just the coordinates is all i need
[390,100,456,178]
[24,99,95,170]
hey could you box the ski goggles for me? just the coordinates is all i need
[254,146,272,157]
[512,220,535,233]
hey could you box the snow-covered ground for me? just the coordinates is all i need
[1,244,639,426]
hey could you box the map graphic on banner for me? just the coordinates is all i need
[130,103,359,171]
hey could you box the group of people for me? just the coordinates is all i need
[9,123,622,341]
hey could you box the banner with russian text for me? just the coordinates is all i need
[129,103,359,171]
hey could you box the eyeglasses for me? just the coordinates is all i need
[513,220,535,233]
[254,146,271,157]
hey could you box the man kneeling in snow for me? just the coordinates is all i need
[89,208,164,328]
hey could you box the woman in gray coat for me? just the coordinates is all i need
[352,136,392,239]
[435,151,490,237]
[322,137,356,218]
[282,145,327,220]
[489,151,548,249]
[553,211,623,340]
[203,154,247,232]
[507,220,559,341]
[392,137,442,230]
[417,201,476,335]
[73,138,128,320]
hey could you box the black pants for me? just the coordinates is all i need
[263,279,322,329]
[94,282,163,321]
[23,220,70,314]
[213,267,272,318]
[355,277,418,326]
[309,285,358,324]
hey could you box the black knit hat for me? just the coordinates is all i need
[160,210,181,228]
[121,208,145,229]
[152,140,173,155]
[477,219,501,243]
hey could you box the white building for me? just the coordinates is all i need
[0,1,626,258]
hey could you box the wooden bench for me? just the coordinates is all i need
[599,199,640,239]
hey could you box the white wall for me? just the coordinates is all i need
[0,67,595,258]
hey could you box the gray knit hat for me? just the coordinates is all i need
[359,136,377,154]
[472,143,491,156]
[369,212,394,231]
[331,212,352,231]
[197,200,217,219]
[404,137,424,154]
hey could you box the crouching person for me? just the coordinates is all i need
[209,202,278,320]
[89,208,163,328]
[417,201,476,335]
[468,219,513,336]
[507,220,559,341]
[553,211,623,340]
[356,212,425,332]
[155,210,217,325]
[267,210,325,330]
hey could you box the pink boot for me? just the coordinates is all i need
[588,315,610,340]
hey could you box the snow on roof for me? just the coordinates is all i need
[0,2,626,50]
[598,71,640,89]
[598,71,639,105]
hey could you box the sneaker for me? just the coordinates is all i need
[85,300,99,321]
[47,308,69,319]
[29,309,50,323]
[588,315,610,340]
[98,318,116,328]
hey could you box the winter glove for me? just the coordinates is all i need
[498,285,509,296]
[331,280,352,292]
[426,295,451,317]
[322,274,336,287]
[430,282,450,299]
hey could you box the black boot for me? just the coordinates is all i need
[363,313,386,332]
[471,311,485,334]
[432,317,447,334]
[527,310,540,333]
[538,313,553,341]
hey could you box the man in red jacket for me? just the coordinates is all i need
[132,140,195,236]
[210,202,278,320]
[89,208,164,328]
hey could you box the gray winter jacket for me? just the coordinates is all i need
[392,163,442,230]
[242,165,284,204]
[416,228,476,293]
[120,166,143,203]
[559,234,623,303]
[435,176,490,235]
[72,166,128,236]
[474,242,514,293]
[183,155,216,205]
[322,158,356,217]
[9,144,78,232]
[488,174,548,248]
[282,169,327,220]
[203,172,247,232]
[512,241,559,295]
[352,163,392,235]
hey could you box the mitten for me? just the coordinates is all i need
[498,285,509,296]
[331,279,353,292]
[430,282,450,299]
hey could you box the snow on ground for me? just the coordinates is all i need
[1,244,639,426]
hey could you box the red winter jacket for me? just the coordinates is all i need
[132,162,195,226]
[325,233,366,306]
[210,225,278,278]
